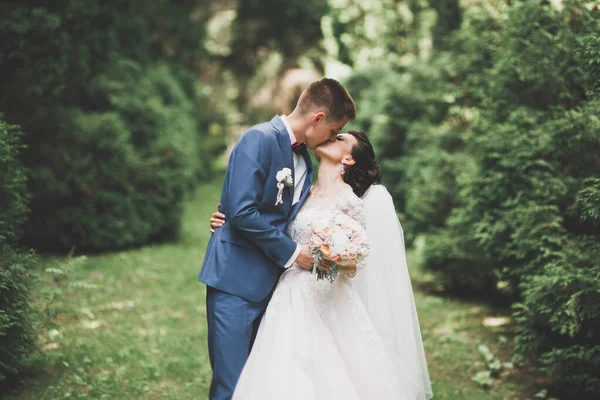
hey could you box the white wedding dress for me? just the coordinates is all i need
[232,186,431,400]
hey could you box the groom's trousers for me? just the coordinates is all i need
[206,286,272,400]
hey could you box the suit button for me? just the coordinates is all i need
[270,251,281,262]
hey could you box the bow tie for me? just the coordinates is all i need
[291,141,306,154]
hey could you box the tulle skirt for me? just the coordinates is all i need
[232,265,412,400]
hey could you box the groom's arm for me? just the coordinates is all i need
[210,204,313,269]
[225,131,302,268]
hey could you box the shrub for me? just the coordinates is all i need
[345,0,600,395]
[344,62,456,241]
[0,1,210,251]
[0,117,36,384]
[512,104,600,397]
[22,63,203,251]
[423,2,600,395]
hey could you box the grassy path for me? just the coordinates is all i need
[8,181,536,399]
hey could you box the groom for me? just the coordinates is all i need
[199,78,356,400]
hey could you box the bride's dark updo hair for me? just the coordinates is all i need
[343,130,382,198]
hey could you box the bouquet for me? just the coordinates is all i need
[309,212,370,282]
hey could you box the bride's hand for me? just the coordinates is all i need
[318,260,331,271]
[320,258,355,276]
[338,260,357,277]
[295,245,315,269]
[210,203,226,233]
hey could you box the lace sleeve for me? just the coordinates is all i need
[337,191,368,271]
[337,191,367,230]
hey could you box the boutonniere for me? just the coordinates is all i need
[275,168,293,206]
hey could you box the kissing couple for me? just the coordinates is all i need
[199,78,433,400]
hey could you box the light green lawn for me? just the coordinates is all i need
[7,181,539,399]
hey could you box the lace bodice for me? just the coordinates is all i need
[287,187,367,253]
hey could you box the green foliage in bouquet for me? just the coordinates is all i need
[0,1,211,251]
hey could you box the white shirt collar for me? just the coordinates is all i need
[281,115,297,145]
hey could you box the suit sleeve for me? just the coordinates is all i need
[225,132,298,268]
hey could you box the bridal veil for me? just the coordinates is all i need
[357,184,433,400]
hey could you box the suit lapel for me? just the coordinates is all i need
[288,148,313,222]
[271,115,295,204]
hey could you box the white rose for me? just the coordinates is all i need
[331,231,350,250]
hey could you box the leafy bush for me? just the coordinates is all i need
[512,103,600,396]
[0,117,37,384]
[23,64,203,251]
[423,3,600,394]
[345,0,600,395]
[345,62,456,235]
[0,1,210,251]
[0,248,37,385]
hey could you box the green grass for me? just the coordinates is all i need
[6,181,540,399]
[408,259,541,400]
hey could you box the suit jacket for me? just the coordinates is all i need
[199,116,314,302]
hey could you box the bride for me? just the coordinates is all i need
[211,131,433,400]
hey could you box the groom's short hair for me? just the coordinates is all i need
[298,78,356,122]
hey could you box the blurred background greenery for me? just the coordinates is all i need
[1,0,598,398]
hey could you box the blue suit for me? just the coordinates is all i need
[199,115,313,400]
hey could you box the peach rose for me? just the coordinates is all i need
[320,243,332,258]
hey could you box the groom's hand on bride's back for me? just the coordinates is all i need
[209,203,226,233]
